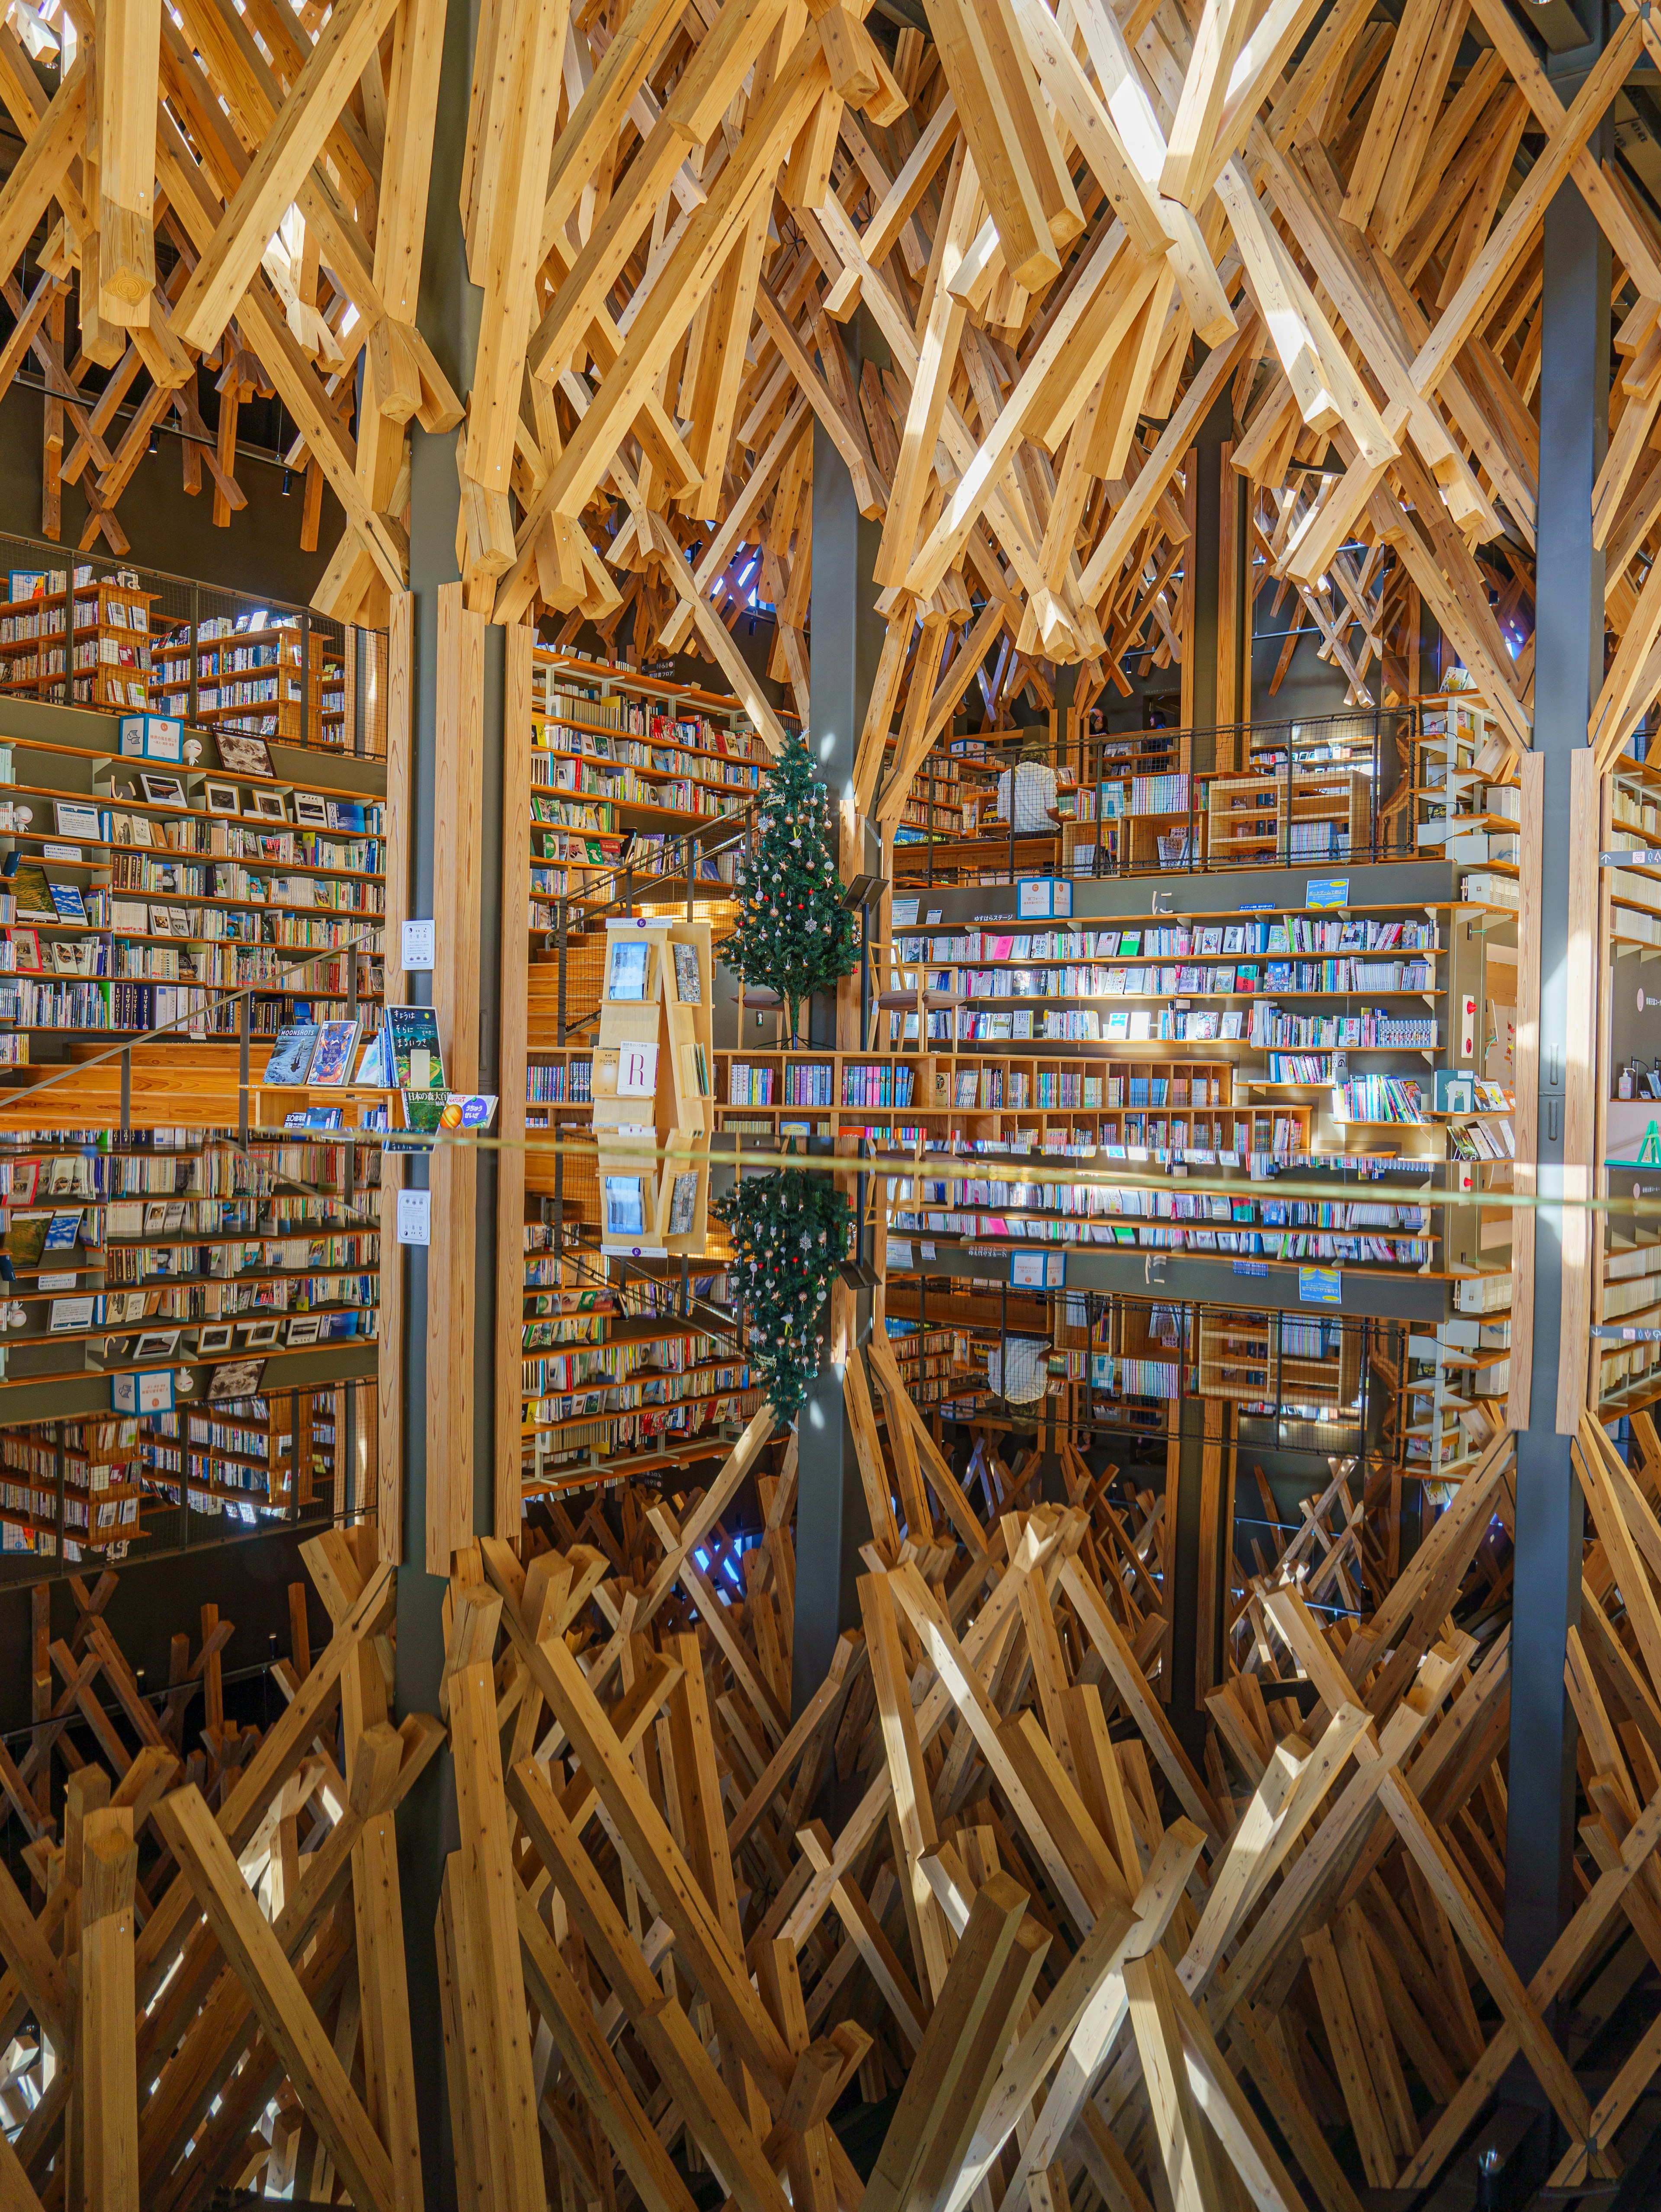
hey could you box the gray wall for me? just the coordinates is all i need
[0,377,344,606]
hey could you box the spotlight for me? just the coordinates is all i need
[282,467,292,494]
[147,427,157,455]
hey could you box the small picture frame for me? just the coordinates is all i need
[250,791,288,823]
[196,1324,234,1354]
[216,733,276,777]
[285,1315,322,1348]
[53,800,100,841]
[205,781,240,816]
[293,792,330,828]
[208,1357,265,1402]
[133,1328,180,1358]
[139,773,185,809]
[243,1319,281,1349]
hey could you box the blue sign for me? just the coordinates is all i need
[1232,1260,1267,1277]
[1305,878,1350,910]
[1299,1266,1343,1306]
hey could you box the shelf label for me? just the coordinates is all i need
[1233,1260,1267,1277]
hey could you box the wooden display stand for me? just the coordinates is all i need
[593,917,713,1258]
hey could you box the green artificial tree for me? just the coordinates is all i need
[714,1168,851,1420]
[725,730,859,1044]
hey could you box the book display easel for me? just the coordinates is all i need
[592,919,714,1258]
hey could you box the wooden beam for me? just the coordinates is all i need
[173,0,404,351]
[153,1785,396,2212]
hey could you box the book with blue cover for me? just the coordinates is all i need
[262,1024,319,1085]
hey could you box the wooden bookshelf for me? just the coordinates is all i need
[154,615,345,746]
[0,570,156,714]
[0,727,385,1053]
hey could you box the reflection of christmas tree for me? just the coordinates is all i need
[726,731,859,1044]
[715,1168,851,1420]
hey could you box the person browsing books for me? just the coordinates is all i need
[995,738,1061,832]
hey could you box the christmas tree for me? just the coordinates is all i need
[725,730,859,1044]
[714,1167,851,1419]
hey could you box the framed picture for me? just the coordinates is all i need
[196,1324,234,1354]
[285,1314,322,1348]
[53,800,100,841]
[293,792,330,828]
[208,1357,265,1401]
[243,1319,281,1349]
[205,781,240,816]
[139,774,185,809]
[133,1328,180,1358]
[217,733,275,777]
[250,791,288,823]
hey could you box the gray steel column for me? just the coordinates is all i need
[793,328,885,1719]
[1186,388,1231,769]
[389,0,504,2191]
[1504,4,1608,1988]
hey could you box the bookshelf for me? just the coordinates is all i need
[0,568,155,713]
[0,1378,371,1561]
[153,615,345,746]
[0,1129,378,1408]
[525,652,777,922]
[0,728,385,1054]
[1196,1310,1362,1415]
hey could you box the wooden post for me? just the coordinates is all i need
[378,590,412,1566]
[494,621,532,1541]
[426,581,484,1572]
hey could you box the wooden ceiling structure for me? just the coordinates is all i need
[5,0,1660,771]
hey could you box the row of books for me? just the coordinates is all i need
[895,1211,1434,1266]
[840,1064,917,1107]
[1249,1008,1438,1049]
[526,1061,594,1102]
[1331,1076,1427,1124]
[948,1008,1248,1044]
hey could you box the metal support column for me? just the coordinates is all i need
[1504,5,1609,1998]
[793,324,885,1719]
[1186,388,1232,771]
[388,0,503,2193]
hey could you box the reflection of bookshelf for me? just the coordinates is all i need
[0,1418,146,1557]
[0,731,384,1045]
[154,616,344,745]
[1196,1311,1361,1413]
[0,1131,379,1392]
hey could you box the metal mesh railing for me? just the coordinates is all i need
[898,709,1414,885]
